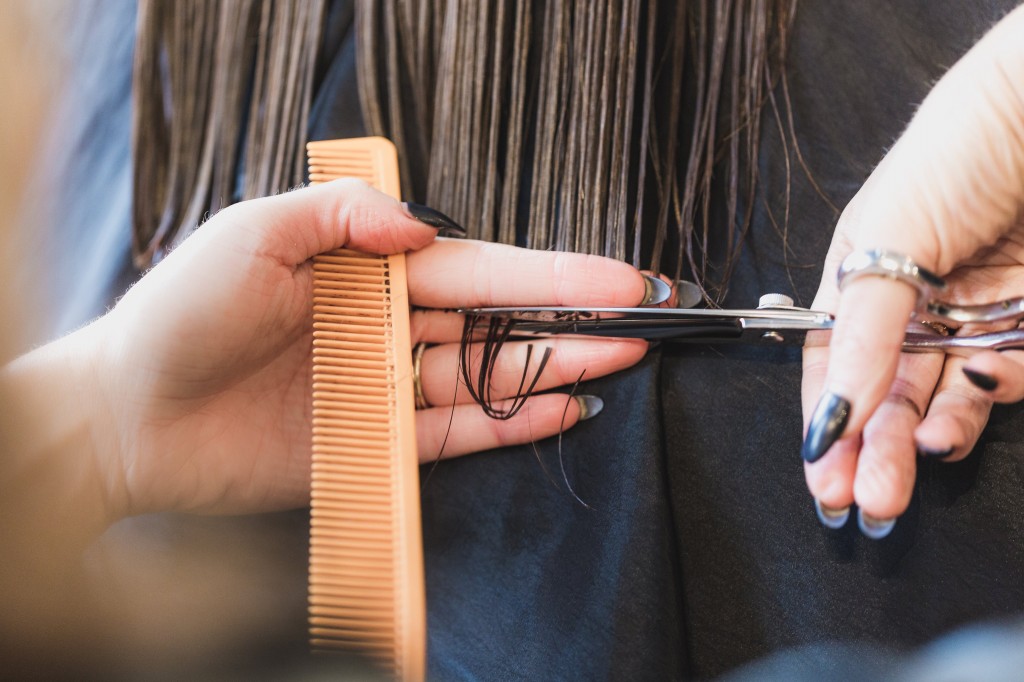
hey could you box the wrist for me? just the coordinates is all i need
[0,320,125,562]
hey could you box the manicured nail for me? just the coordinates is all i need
[963,367,997,392]
[641,275,671,306]
[857,509,896,540]
[814,498,850,529]
[575,395,604,421]
[404,202,467,237]
[675,279,703,308]
[917,445,954,459]
[801,392,851,463]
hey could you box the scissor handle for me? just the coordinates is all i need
[903,328,1024,354]
[838,250,1024,327]
[924,297,1024,326]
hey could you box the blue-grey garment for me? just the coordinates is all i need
[40,0,1024,679]
[22,0,136,343]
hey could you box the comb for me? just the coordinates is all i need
[306,137,425,681]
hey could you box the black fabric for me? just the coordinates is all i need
[41,0,1024,679]
[400,1,1024,679]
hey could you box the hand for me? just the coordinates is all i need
[802,6,1024,536]
[76,180,651,518]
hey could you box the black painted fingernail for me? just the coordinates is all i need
[858,509,896,540]
[917,445,954,459]
[801,392,851,463]
[963,367,997,392]
[814,498,850,529]
[575,395,604,421]
[404,203,467,237]
[641,275,671,305]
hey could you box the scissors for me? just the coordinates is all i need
[458,251,1024,355]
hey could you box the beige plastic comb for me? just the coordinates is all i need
[306,137,425,681]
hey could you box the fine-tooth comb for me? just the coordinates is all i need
[306,137,425,681]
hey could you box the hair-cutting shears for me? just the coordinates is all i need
[460,250,1024,354]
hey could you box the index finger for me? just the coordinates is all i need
[406,240,650,308]
[802,277,918,462]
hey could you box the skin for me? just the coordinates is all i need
[802,5,1024,523]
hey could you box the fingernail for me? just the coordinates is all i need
[675,279,704,308]
[917,445,954,459]
[641,275,671,305]
[575,395,604,421]
[404,202,467,237]
[801,392,851,463]
[814,498,850,529]
[963,367,997,392]
[857,509,896,540]
[647,340,662,351]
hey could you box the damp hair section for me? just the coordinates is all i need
[132,1,806,303]
[356,0,800,305]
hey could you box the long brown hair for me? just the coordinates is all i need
[133,0,801,303]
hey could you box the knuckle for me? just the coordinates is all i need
[333,177,372,194]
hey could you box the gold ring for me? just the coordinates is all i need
[413,342,430,410]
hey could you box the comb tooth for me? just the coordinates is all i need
[307,137,425,681]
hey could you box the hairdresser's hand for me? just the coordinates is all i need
[801,6,1024,537]
[84,180,650,518]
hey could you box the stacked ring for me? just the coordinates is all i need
[837,249,946,312]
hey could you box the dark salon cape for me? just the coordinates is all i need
[43,0,1024,679]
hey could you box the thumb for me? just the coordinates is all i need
[212,179,459,265]
[803,5,1024,461]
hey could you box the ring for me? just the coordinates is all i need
[413,342,430,410]
[837,249,946,311]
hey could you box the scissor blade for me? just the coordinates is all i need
[459,307,834,344]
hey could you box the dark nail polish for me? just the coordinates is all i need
[641,275,671,305]
[814,498,850,529]
[801,392,851,463]
[575,395,604,421]
[404,203,467,237]
[917,445,954,459]
[963,367,997,391]
[857,509,896,540]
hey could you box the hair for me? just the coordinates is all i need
[132,0,325,267]
[360,0,800,303]
[131,0,804,303]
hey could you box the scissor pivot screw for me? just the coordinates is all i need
[758,293,795,309]
[761,331,785,343]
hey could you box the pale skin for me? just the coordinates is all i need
[0,179,650,562]
[802,5,1024,526]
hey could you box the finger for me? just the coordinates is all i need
[207,179,442,265]
[915,354,994,463]
[410,309,468,344]
[415,393,600,461]
[961,349,1024,403]
[802,334,858,514]
[418,338,648,407]
[802,277,918,463]
[804,343,942,528]
[406,240,649,308]
[803,434,859,527]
